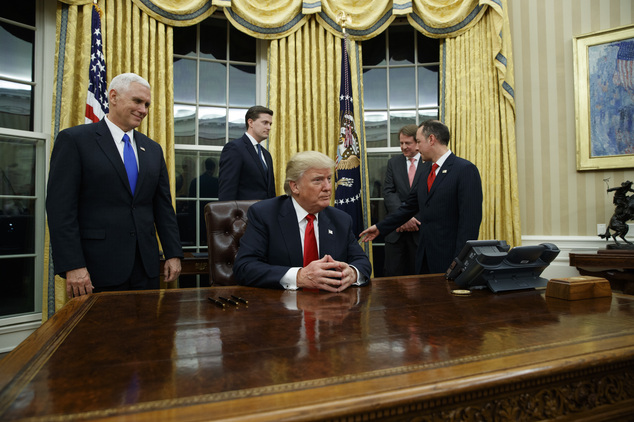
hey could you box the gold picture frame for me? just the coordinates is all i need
[573,24,634,171]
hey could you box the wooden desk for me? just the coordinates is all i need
[569,249,634,294]
[1,276,634,421]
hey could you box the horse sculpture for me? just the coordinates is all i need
[599,181,634,245]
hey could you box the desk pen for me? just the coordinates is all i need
[218,296,239,306]
[207,297,225,309]
[231,295,248,304]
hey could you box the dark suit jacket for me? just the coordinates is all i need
[234,196,372,289]
[377,153,482,274]
[218,134,276,200]
[46,119,183,287]
[383,154,423,243]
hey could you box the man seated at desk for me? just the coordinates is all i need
[234,151,371,291]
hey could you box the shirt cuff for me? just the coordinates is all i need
[350,265,368,286]
[280,267,300,290]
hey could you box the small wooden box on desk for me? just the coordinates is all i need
[546,276,612,301]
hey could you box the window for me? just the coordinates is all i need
[0,3,35,131]
[173,15,260,287]
[0,0,55,348]
[362,24,439,276]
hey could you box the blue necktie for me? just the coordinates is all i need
[123,134,138,193]
[257,143,267,169]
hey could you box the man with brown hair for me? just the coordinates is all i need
[383,124,423,276]
[218,105,276,200]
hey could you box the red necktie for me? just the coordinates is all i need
[303,214,319,267]
[408,157,416,187]
[427,163,439,192]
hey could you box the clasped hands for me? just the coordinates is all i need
[297,255,357,292]
[396,217,420,232]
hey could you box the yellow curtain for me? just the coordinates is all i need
[441,2,521,246]
[267,19,340,193]
[44,0,174,320]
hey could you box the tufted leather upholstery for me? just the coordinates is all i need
[204,200,258,286]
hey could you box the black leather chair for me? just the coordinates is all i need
[204,200,258,286]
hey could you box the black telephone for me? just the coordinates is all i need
[446,240,560,292]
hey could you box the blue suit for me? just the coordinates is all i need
[46,119,182,287]
[377,153,482,274]
[218,134,276,200]
[234,196,372,289]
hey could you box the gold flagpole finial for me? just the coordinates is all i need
[336,11,352,35]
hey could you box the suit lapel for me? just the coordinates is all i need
[134,132,150,195]
[395,155,410,194]
[95,121,133,196]
[243,136,268,180]
[278,198,303,265]
[317,209,334,257]
[427,153,455,200]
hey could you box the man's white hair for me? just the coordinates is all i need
[108,73,150,94]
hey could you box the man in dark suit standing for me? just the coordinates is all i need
[383,124,424,276]
[218,105,276,200]
[47,73,182,297]
[234,151,371,291]
[360,120,482,274]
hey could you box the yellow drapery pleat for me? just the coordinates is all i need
[441,7,521,246]
[44,0,174,321]
[267,19,340,193]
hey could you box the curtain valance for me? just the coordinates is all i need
[58,0,217,26]
[58,0,491,39]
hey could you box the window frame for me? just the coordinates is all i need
[0,0,56,351]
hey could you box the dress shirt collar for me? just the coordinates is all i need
[408,152,421,162]
[291,196,319,225]
[104,115,134,145]
[245,132,263,148]
[407,153,421,166]
[434,149,452,171]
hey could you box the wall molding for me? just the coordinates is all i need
[522,235,611,279]
[0,315,42,354]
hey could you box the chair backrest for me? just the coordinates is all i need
[204,200,258,286]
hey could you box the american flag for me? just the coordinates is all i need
[334,36,364,237]
[613,40,634,91]
[85,4,108,123]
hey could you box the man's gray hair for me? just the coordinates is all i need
[108,73,150,94]
[284,151,335,195]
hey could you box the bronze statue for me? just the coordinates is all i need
[599,180,634,247]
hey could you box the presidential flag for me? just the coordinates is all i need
[85,4,108,123]
[334,36,364,237]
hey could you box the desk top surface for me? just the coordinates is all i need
[1,275,634,421]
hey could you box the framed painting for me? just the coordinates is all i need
[573,24,634,171]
